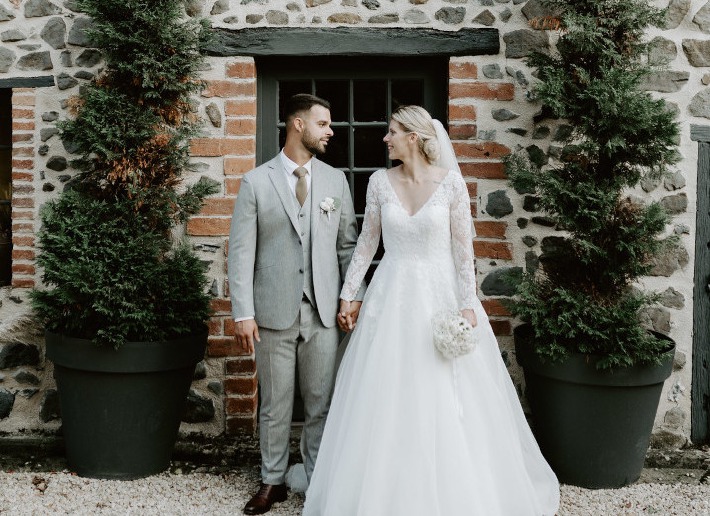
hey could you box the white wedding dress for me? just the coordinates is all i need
[302,169,560,516]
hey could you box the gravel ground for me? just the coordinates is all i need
[0,467,305,515]
[1,465,709,515]
[559,483,710,515]
[1,439,709,515]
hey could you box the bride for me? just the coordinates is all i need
[302,105,560,515]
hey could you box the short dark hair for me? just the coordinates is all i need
[283,94,331,124]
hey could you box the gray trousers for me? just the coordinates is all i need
[255,298,339,485]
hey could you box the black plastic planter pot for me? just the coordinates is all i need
[45,330,207,480]
[514,324,675,489]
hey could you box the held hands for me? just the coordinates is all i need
[338,300,362,332]
[235,319,260,354]
[460,308,477,328]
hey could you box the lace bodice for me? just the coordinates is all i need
[340,169,477,309]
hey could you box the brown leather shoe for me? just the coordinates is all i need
[243,483,288,515]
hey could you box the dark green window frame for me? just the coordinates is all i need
[691,124,710,444]
[1,88,12,286]
[257,56,448,278]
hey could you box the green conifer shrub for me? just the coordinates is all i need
[505,0,680,369]
[31,0,218,349]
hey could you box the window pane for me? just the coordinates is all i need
[315,80,349,122]
[0,98,10,143]
[278,80,311,122]
[391,80,424,110]
[320,125,349,169]
[354,80,386,122]
[354,126,386,168]
[0,89,11,286]
[278,126,286,150]
[0,199,9,285]
[0,148,9,201]
[353,171,373,215]
[365,265,378,285]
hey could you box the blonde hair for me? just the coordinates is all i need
[391,105,440,164]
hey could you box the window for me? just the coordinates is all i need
[257,57,448,421]
[257,56,448,281]
[0,89,11,286]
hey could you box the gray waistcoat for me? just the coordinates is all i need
[296,190,316,307]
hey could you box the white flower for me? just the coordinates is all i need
[432,310,478,359]
[319,197,340,220]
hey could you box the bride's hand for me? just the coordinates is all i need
[338,299,353,332]
[461,308,477,328]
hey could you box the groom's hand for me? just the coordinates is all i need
[235,319,260,354]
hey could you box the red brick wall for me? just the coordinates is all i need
[187,58,259,434]
[448,57,513,339]
[11,88,37,289]
[2,57,518,435]
[183,56,519,434]
[4,58,517,435]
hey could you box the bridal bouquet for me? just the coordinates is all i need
[432,310,478,359]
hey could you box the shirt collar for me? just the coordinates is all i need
[280,150,312,175]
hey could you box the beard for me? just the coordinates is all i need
[303,127,327,155]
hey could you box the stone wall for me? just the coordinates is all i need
[0,0,706,447]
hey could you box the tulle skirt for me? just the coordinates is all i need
[303,256,560,516]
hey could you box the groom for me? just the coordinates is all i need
[228,94,364,515]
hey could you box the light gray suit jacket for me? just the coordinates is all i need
[228,156,365,330]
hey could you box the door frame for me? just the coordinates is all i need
[691,124,710,443]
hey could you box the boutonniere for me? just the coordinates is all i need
[319,197,340,220]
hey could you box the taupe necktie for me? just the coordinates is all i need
[293,167,308,206]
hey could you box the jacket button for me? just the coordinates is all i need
[299,268,304,273]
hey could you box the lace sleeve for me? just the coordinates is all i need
[340,172,382,301]
[449,174,477,310]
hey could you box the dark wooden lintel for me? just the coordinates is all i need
[206,27,499,57]
[0,76,55,89]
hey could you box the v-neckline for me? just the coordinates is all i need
[384,169,451,218]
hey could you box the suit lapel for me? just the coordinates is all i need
[267,157,300,234]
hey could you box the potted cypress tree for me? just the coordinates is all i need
[31,0,217,479]
[505,0,680,488]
